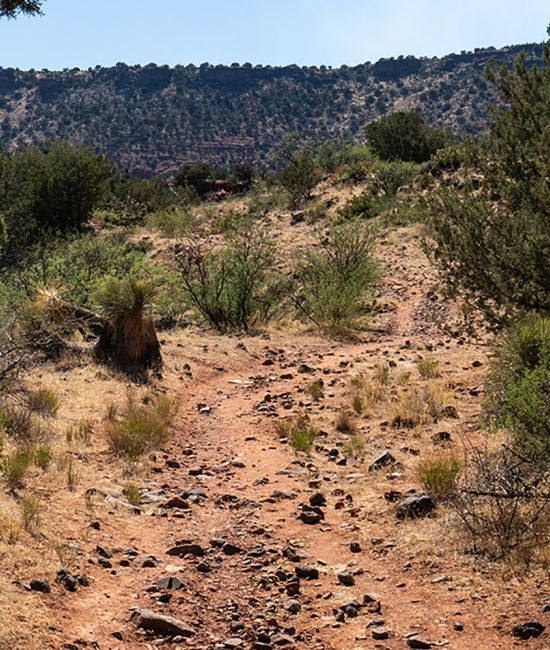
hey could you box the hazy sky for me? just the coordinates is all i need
[1,0,548,70]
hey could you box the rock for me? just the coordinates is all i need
[407,636,432,648]
[512,622,545,640]
[222,542,244,555]
[141,556,159,568]
[336,571,355,586]
[453,621,464,631]
[55,570,88,592]
[396,494,435,520]
[196,560,211,573]
[271,633,295,646]
[96,545,112,558]
[290,210,305,225]
[284,599,301,614]
[295,565,319,580]
[167,543,205,557]
[154,576,185,590]
[162,495,190,509]
[349,542,362,553]
[111,631,124,641]
[297,364,315,374]
[98,557,112,569]
[29,579,50,593]
[441,405,458,418]
[432,431,451,444]
[224,638,244,649]
[309,492,326,507]
[131,608,195,638]
[372,627,390,640]
[368,450,396,471]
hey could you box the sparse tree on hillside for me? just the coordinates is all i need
[274,134,322,204]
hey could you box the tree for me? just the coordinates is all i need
[274,134,321,204]
[424,31,550,324]
[0,0,43,18]
[366,111,449,163]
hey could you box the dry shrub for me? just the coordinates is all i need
[106,393,176,461]
[416,357,440,379]
[335,410,356,434]
[1,447,33,491]
[392,381,455,428]
[306,380,324,400]
[417,453,462,501]
[453,446,550,565]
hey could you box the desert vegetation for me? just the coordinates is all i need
[0,16,547,650]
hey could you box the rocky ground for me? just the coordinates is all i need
[1,216,548,650]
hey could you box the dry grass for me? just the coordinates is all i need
[306,379,324,400]
[416,453,462,501]
[27,388,60,417]
[391,381,455,428]
[1,447,33,491]
[275,416,319,454]
[416,357,440,379]
[335,409,357,434]
[105,393,176,461]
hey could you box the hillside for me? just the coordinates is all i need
[0,43,543,175]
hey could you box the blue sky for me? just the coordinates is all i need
[1,0,548,70]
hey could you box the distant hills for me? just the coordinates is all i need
[0,43,543,176]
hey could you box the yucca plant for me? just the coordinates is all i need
[96,277,162,375]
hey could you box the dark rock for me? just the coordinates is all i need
[90,521,100,530]
[368,450,396,471]
[295,565,319,580]
[29,579,50,593]
[336,571,355,586]
[407,636,432,649]
[96,545,112,558]
[512,622,545,640]
[224,638,243,649]
[131,608,195,637]
[453,621,464,631]
[396,494,435,520]
[309,492,326,507]
[154,576,185,590]
[432,431,451,444]
[196,560,212,573]
[372,627,390,640]
[162,495,190,509]
[98,557,112,569]
[165,459,180,468]
[55,570,88,592]
[297,364,315,374]
[349,542,362,553]
[167,543,205,557]
[141,556,159,568]
[271,634,295,646]
[284,599,301,614]
[111,631,124,640]
[222,542,244,555]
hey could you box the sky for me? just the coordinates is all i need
[0,0,548,71]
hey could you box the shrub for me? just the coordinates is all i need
[273,134,322,204]
[453,447,550,564]
[105,394,176,461]
[0,142,113,259]
[147,207,193,237]
[276,416,319,454]
[65,456,79,491]
[337,188,389,221]
[27,388,60,416]
[123,482,142,506]
[177,226,285,332]
[366,111,450,163]
[417,454,462,501]
[306,380,324,400]
[20,493,41,533]
[1,447,32,490]
[66,420,93,446]
[293,222,379,333]
[485,317,550,460]
[96,277,162,374]
[2,405,35,442]
[33,444,52,470]
[425,39,550,324]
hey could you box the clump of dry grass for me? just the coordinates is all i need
[65,420,93,446]
[27,388,60,417]
[343,433,366,458]
[306,379,324,400]
[275,416,319,454]
[20,493,42,533]
[105,393,176,461]
[335,409,357,434]
[417,357,440,379]
[417,454,462,501]
[391,381,455,428]
[1,447,33,491]
[123,482,142,506]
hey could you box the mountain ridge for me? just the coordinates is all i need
[0,42,543,175]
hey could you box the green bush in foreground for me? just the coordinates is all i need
[486,316,550,461]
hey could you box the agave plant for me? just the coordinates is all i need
[95,277,162,375]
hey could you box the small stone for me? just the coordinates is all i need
[396,494,435,520]
[284,599,301,614]
[131,609,195,638]
[224,638,243,649]
[167,543,205,557]
[407,636,432,649]
[349,542,362,553]
[368,450,396,471]
[29,579,50,593]
[309,492,326,507]
[453,621,463,631]
[295,565,319,580]
[222,542,244,555]
[162,496,190,509]
[141,556,158,568]
[154,576,185,590]
[196,560,211,573]
[371,627,390,640]
[336,571,355,586]
[512,622,545,640]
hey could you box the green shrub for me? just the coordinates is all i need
[176,226,285,332]
[147,207,193,237]
[33,444,52,470]
[1,447,32,491]
[425,39,550,323]
[106,394,176,461]
[416,454,462,502]
[273,134,322,204]
[366,111,450,163]
[123,482,142,506]
[338,188,388,221]
[293,222,379,333]
[27,388,60,416]
[486,317,550,460]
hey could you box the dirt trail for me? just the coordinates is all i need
[50,232,548,650]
